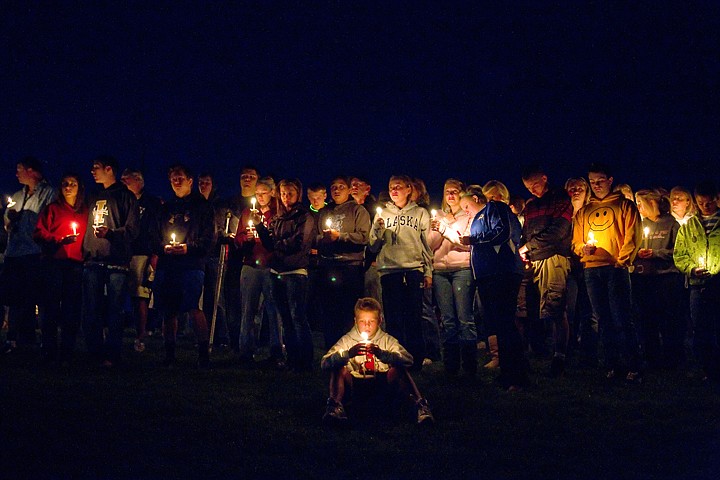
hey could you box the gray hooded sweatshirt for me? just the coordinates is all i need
[368,201,433,278]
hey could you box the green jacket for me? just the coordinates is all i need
[674,214,720,286]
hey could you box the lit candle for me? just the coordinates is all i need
[375,207,382,216]
[587,231,597,246]
[699,256,706,269]
[93,212,102,227]
[71,222,78,236]
[6,196,15,208]
[360,331,369,343]
[325,218,333,230]
[251,197,257,211]
[248,220,256,238]
[431,209,437,219]
[170,233,176,245]
[643,226,650,249]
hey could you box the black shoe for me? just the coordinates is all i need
[416,398,435,425]
[549,357,566,378]
[323,399,348,426]
[625,371,643,385]
[2,341,16,354]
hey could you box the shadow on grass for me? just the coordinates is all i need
[1,332,719,479]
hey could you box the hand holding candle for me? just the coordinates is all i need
[583,231,597,256]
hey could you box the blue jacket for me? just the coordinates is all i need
[468,201,523,279]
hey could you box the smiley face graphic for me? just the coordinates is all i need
[587,206,615,231]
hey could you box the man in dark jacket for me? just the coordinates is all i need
[154,164,215,368]
[82,156,139,367]
[519,165,574,377]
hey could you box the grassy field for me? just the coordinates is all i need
[1,332,719,480]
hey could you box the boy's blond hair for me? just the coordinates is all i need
[354,297,382,318]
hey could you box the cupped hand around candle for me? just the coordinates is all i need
[60,234,79,245]
[164,243,188,255]
[94,226,109,238]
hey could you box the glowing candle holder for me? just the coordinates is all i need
[71,222,78,236]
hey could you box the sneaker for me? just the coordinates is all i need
[549,357,566,378]
[134,339,146,353]
[416,398,435,425]
[625,371,643,385]
[322,399,348,425]
[2,341,17,354]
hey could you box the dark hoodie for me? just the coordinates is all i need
[82,182,139,265]
[155,191,215,272]
[256,203,315,273]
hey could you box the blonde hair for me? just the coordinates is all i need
[482,180,510,204]
[441,178,466,213]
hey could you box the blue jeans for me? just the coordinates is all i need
[434,269,476,346]
[689,277,720,379]
[239,266,282,358]
[40,259,83,359]
[272,273,313,369]
[584,265,640,372]
[82,264,128,363]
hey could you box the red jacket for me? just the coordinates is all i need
[34,201,88,262]
[235,207,275,268]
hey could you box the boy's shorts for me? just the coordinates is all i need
[127,255,152,299]
[154,268,204,314]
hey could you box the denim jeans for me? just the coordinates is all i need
[381,270,425,370]
[240,265,282,358]
[689,277,720,379]
[272,273,313,369]
[82,264,128,363]
[584,265,640,372]
[475,273,526,387]
[40,259,83,359]
[434,268,476,346]
[318,265,365,349]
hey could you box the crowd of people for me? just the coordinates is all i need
[2,156,719,425]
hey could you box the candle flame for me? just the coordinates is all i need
[375,207,382,216]
[325,218,333,228]
[360,332,369,342]
[643,227,650,237]
[248,220,254,227]
[431,209,437,218]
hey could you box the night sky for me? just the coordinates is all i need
[2,1,719,202]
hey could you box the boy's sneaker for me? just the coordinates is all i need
[134,339,146,353]
[2,341,17,354]
[322,399,348,426]
[416,398,435,425]
[625,371,643,385]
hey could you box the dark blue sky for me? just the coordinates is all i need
[2,1,719,201]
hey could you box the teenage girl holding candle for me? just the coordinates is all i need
[33,173,88,363]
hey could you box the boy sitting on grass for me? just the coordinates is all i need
[320,297,435,426]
